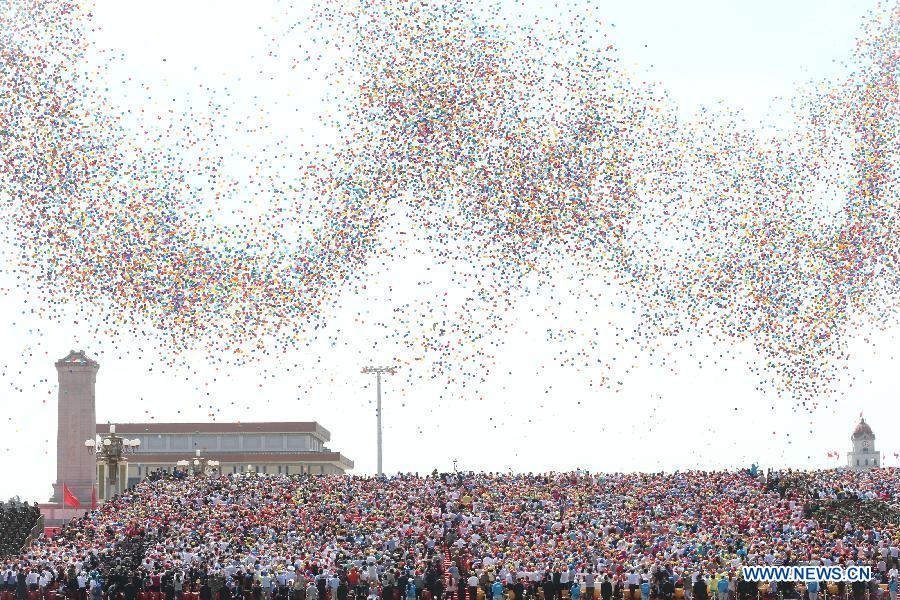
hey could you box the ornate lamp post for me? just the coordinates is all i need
[178,449,219,476]
[85,425,140,503]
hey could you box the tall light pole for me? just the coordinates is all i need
[85,424,140,503]
[361,366,396,477]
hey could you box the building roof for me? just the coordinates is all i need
[852,417,874,440]
[97,422,331,442]
[128,451,353,469]
[56,350,99,369]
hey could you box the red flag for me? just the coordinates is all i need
[63,484,81,509]
[91,485,98,510]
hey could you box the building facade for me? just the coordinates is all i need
[96,422,353,489]
[847,417,881,470]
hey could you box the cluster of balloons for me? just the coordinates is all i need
[0,0,896,401]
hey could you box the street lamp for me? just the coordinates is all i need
[179,449,219,476]
[85,425,140,504]
[361,365,396,477]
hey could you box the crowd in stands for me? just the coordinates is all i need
[767,471,900,504]
[765,470,900,530]
[2,469,899,600]
[0,499,41,558]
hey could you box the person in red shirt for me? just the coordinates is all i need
[348,569,361,600]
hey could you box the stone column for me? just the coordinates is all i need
[49,350,98,505]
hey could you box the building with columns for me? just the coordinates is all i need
[97,421,353,490]
[847,417,881,470]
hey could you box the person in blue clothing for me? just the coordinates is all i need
[571,581,582,600]
[806,580,819,600]
[492,579,504,600]
[640,580,650,600]
[887,576,896,600]
[407,581,417,600]
[716,576,729,600]
[90,576,103,600]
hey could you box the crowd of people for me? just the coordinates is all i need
[765,470,900,531]
[2,469,899,600]
[0,499,41,558]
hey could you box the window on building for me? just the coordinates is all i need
[857,460,860,466]
[264,435,284,450]
[286,434,306,450]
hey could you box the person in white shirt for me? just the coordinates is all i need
[468,573,480,600]
[306,582,319,600]
[259,573,272,600]
[627,571,639,600]
[26,569,39,590]
[583,571,595,600]
[39,570,52,592]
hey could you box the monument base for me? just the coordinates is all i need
[49,480,94,507]
[38,503,89,528]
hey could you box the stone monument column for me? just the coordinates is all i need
[49,350,98,505]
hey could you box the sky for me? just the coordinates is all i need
[0,0,896,503]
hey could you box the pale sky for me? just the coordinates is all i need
[0,0,897,503]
